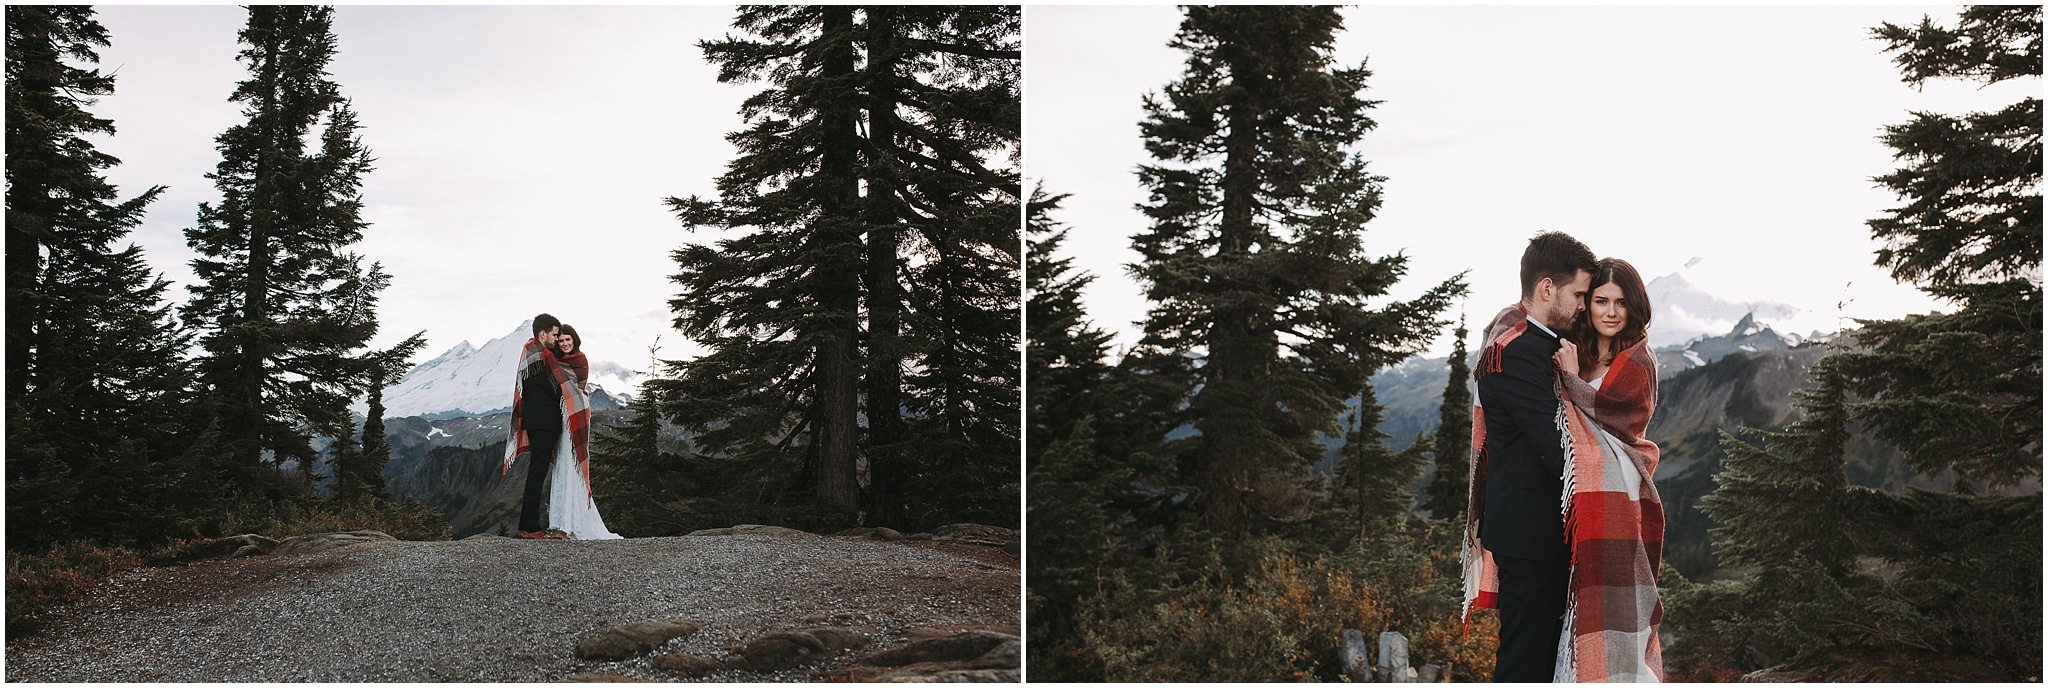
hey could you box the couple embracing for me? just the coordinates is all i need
[1462,232,1665,683]
[503,313,621,541]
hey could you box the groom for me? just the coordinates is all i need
[1475,232,1596,681]
[509,313,565,540]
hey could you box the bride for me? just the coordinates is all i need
[1551,258,1664,682]
[545,324,622,540]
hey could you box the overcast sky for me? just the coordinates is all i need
[1025,5,2035,358]
[91,5,750,373]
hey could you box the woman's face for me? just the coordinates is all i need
[556,335,575,355]
[1589,282,1628,340]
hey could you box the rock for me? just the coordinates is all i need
[929,524,1013,539]
[832,527,903,541]
[564,672,649,682]
[968,639,1019,669]
[871,668,1020,682]
[273,531,397,557]
[651,653,722,677]
[905,532,932,541]
[860,631,1014,667]
[730,626,869,671]
[902,623,1020,639]
[685,524,817,539]
[460,533,508,541]
[155,534,281,564]
[1340,628,1370,682]
[1418,663,1445,683]
[1378,631,1412,683]
[928,524,1016,547]
[731,631,824,671]
[574,620,704,660]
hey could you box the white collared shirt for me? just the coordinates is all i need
[1525,315,1558,339]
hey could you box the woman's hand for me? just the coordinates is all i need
[1554,339,1580,376]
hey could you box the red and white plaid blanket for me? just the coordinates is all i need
[1461,304,1665,682]
[503,339,595,500]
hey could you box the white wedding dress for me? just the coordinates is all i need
[548,423,621,540]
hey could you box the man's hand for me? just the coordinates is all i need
[1554,339,1579,376]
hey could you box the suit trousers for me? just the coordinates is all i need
[1493,551,1570,682]
[518,428,561,533]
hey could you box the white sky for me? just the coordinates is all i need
[1024,5,2036,358]
[90,6,750,373]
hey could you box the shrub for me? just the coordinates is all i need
[217,495,453,542]
[5,541,143,638]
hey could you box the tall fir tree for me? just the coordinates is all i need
[668,7,1018,531]
[1129,6,1464,532]
[5,6,196,547]
[1680,6,2041,679]
[1025,187,1114,468]
[1422,319,1472,518]
[181,5,403,503]
[857,6,1020,529]
[670,6,871,524]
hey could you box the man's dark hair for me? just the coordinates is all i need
[1518,231,1598,299]
[533,313,561,336]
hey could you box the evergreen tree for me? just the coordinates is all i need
[668,7,1018,530]
[1025,187,1114,469]
[181,5,401,503]
[1422,319,1472,518]
[855,6,1020,528]
[1323,384,1428,548]
[1129,6,1464,532]
[670,6,871,523]
[590,379,695,536]
[334,336,424,503]
[6,6,194,547]
[1024,417,1130,678]
[1677,6,2041,679]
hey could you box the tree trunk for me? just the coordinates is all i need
[861,7,910,527]
[810,5,863,514]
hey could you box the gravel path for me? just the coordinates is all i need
[5,533,1019,682]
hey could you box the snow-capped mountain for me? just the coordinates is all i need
[1643,272,1802,349]
[355,320,642,419]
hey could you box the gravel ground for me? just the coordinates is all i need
[5,533,1019,682]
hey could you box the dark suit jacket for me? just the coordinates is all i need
[1477,321,1571,563]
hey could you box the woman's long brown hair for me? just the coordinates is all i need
[1573,258,1651,377]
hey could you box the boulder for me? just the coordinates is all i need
[1419,663,1448,683]
[729,626,870,671]
[154,534,281,564]
[574,620,704,660]
[871,668,1020,682]
[564,672,649,682]
[273,531,397,557]
[685,524,817,539]
[928,524,1016,546]
[1378,631,1412,683]
[651,653,722,677]
[860,631,1014,667]
[832,527,904,541]
[1339,628,1369,682]
[902,623,1019,640]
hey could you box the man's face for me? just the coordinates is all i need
[536,326,559,349]
[1544,270,1592,332]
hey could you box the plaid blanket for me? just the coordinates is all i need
[503,339,595,500]
[1461,304,1665,682]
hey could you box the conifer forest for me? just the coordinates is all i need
[5,3,2042,682]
